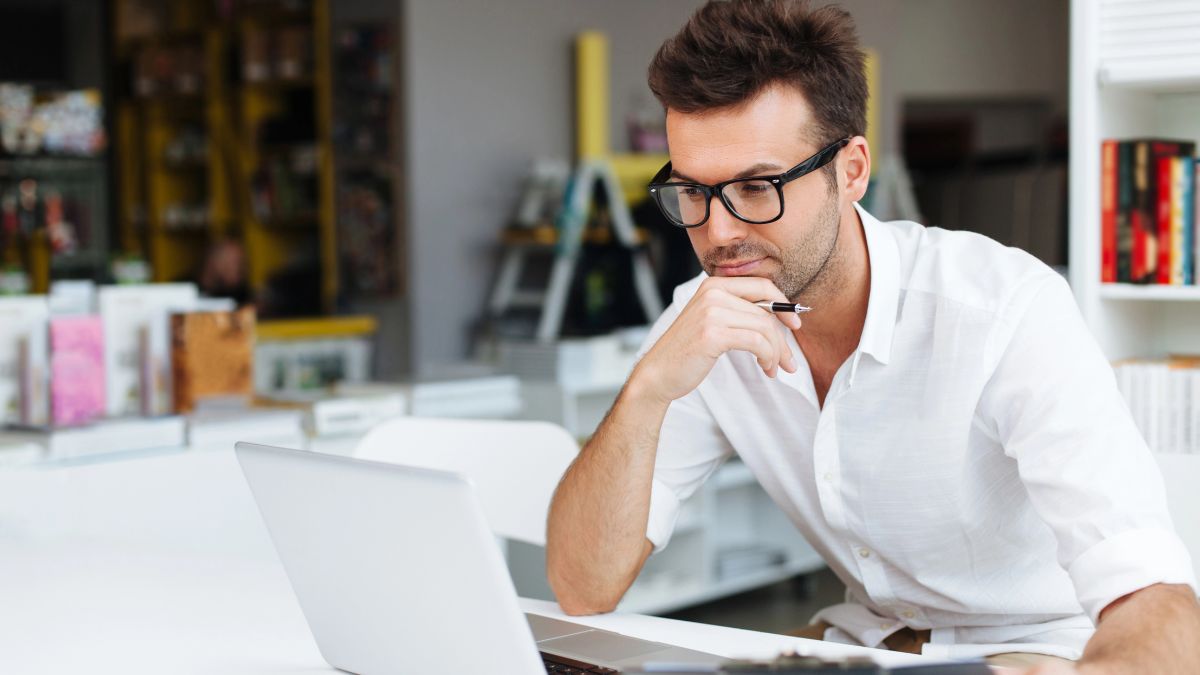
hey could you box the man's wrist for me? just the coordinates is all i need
[623,363,674,411]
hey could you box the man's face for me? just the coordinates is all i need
[665,85,842,301]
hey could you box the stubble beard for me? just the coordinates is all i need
[701,184,842,302]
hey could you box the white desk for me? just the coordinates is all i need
[0,447,929,674]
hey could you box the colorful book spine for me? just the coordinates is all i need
[1136,140,1196,283]
[1157,155,1173,284]
[1170,157,1186,285]
[1101,140,1118,283]
[1105,140,1197,286]
[1117,141,1134,282]
[1186,157,1196,286]
[1132,140,1150,283]
[49,316,105,427]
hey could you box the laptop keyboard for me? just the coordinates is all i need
[541,651,619,673]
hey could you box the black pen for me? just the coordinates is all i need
[754,301,813,314]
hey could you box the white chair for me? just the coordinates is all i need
[352,417,579,546]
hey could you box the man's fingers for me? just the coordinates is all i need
[700,295,796,372]
[719,328,785,377]
[703,306,797,374]
[701,277,803,331]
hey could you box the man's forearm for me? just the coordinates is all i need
[545,374,671,614]
[1076,583,1200,674]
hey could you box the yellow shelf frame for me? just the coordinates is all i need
[258,315,377,341]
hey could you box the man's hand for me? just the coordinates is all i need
[632,276,801,404]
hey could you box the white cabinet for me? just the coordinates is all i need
[1069,0,1200,360]
[620,459,826,615]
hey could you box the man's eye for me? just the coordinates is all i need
[681,187,706,200]
[737,182,771,197]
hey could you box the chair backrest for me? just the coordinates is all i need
[353,417,578,546]
[1155,452,1200,588]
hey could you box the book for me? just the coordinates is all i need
[256,389,407,437]
[1155,155,1193,286]
[99,284,198,417]
[1101,139,1118,283]
[1116,141,1134,282]
[48,279,96,315]
[0,296,49,426]
[0,415,185,460]
[1113,357,1200,454]
[1133,139,1195,284]
[1184,157,1195,286]
[340,371,523,420]
[1156,155,1173,284]
[1169,157,1188,285]
[170,307,256,414]
[49,315,105,427]
[185,407,304,449]
[0,440,44,467]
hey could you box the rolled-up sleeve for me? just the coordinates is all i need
[635,286,734,552]
[980,273,1196,622]
[644,391,733,551]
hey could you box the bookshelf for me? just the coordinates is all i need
[1069,0,1200,361]
[113,0,338,314]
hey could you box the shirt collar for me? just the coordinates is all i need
[854,202,901,366]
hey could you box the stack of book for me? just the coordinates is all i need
[1113,357,1200,454]
[1100,139,1197,285]
[497,327,649,390]
[0,283,271,463]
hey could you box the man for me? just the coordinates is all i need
[545,1,1200,673]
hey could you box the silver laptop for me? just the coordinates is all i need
[235,442,726,674]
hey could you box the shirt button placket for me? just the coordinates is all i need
[813,404,847,533]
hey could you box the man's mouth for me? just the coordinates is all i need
[714,258,766,275]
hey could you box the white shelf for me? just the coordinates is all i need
[1099,64,1200,93]
[1070,1,1200,359]
[1100,284,1200,301]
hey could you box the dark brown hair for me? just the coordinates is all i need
[648,0,867,148]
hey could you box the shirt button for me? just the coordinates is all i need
[902,610,916,619]
[858,547,871,558]
[879,623,891,630]
[822,472,834,482]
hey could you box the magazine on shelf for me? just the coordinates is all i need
[99,284,198,417]
[0,296,49,427]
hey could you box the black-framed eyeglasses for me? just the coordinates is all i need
[647,137,850,228]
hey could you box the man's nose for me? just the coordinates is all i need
[704,194,750,247]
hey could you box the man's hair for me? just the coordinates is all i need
[648,0,867,149]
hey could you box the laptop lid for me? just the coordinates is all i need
[235,442,545,675]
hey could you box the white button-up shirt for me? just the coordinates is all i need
[639,204,1196,660]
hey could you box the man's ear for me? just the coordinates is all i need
[842,136,871,203]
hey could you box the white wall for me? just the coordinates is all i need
[891,0,1069,114]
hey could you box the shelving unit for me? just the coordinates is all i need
[621,459,825,615]
[1069,0,1200,360]
[0,156,109,291]
[113,0,338,314]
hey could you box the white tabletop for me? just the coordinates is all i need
[0,446,929,674]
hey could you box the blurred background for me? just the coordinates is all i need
[0,0,1070,380]
[9,0,1200,648]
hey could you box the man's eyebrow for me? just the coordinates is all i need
[669,162,786,183]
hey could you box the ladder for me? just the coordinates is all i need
[488,158,664,342]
